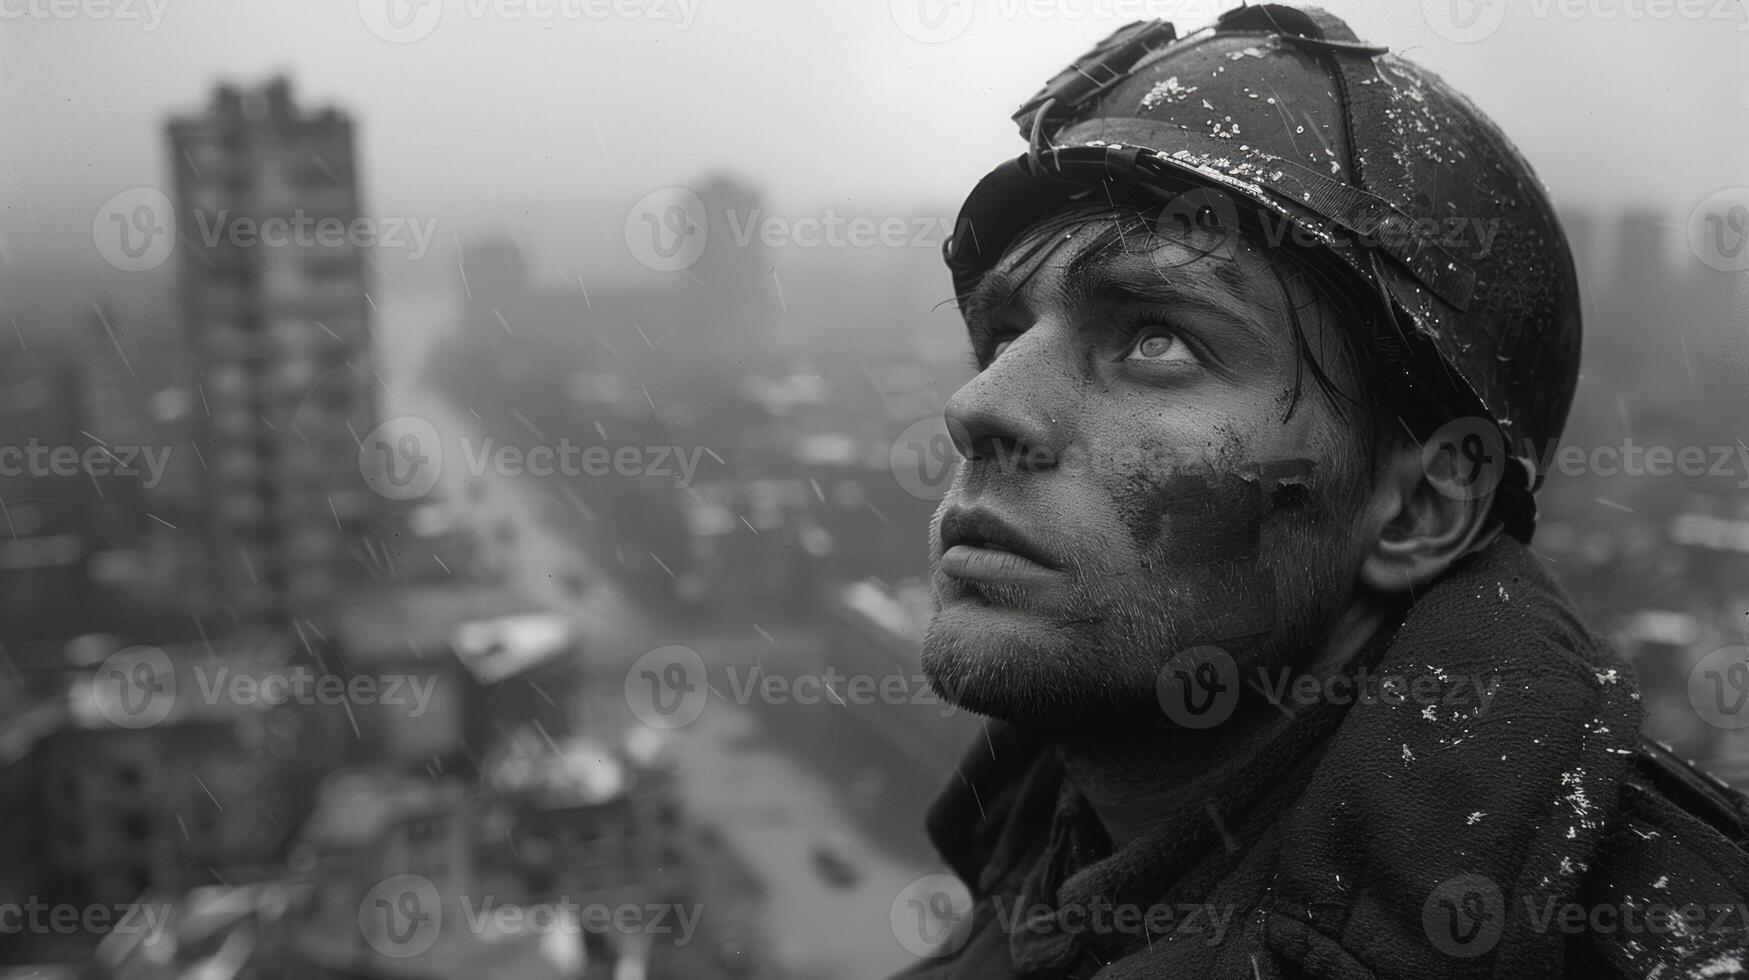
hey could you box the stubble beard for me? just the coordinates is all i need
[920,500,1357,745]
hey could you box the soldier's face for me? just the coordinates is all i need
[922,215,1377,733]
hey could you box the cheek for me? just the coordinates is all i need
[1098,424,1345,562]
[1091,421,1259,558]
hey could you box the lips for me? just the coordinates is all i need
[937,508,1064,585]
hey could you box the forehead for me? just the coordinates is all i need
[962,211,1295,345]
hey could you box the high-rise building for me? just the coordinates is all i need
[167,77,381,625]
[0,342,99,640]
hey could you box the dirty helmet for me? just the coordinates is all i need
[941,4,1582,541]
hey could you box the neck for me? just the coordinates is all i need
[1058,595,1401,849]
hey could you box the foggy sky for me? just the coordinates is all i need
[4,0,1746,280]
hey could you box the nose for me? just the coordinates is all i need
[942,319,1075,472]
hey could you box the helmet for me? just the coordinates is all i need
[941,5,1582,541]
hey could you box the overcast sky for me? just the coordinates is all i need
[4,0,1746,276]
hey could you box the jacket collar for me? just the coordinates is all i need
[923,535,1643,976]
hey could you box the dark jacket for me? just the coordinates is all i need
[893,537,1749,978]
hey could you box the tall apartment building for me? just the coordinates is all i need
[0,343,99,640]
[167,77,381,625]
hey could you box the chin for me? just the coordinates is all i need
[921,589,1164,731]
[925,590,1071,657]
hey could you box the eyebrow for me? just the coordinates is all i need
[1071,253,1279,345]
[960,267,1031,335]
[962,247,1281,349]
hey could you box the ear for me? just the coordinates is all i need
[1355,436,1500,596]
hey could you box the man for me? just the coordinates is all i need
[896,6,1749,978]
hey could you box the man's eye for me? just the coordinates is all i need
[1126,330,1194,363]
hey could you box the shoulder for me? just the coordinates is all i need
[1569,739,1749,978]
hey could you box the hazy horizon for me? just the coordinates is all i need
[4,0,1746,283]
